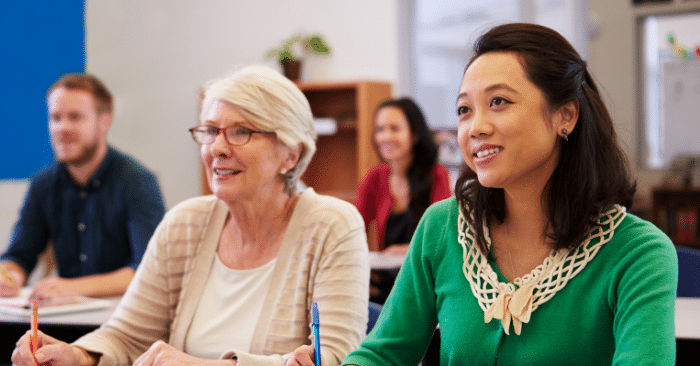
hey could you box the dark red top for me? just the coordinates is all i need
[354,164,452,249]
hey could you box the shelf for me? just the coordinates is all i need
[651,187,700,249]
[298,81,392,195]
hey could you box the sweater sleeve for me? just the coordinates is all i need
[609,218,677,365]
[72,210,179,365]
[343,201,449,366]
[312,214,370,366]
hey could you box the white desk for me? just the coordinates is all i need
[369,251,406,270]
[675,297,700,339]
[0,297,120,363]
[3,295,695,336]
[0,296,120,327]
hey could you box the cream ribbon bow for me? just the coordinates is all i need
[484,284,534,335]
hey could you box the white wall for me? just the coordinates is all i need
[85,0,699,213]
[0,0,399,252]
[85,0,399,209]
[0,181,29,251]
[4,0,699,250]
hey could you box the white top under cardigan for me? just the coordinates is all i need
[185,255,277,358]
[73,188,370,366]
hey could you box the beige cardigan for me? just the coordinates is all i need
[74,188,370,366]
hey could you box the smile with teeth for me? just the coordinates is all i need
[214,168,241,175]
[476,147,503,158]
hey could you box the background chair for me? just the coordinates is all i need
[365,301,441,364]
[367,301,383,334]
[677,245,700,297]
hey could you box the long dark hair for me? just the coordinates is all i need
[455,23,636,255]
[374,98,439,222]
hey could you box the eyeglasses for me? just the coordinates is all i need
[188,125,275,146]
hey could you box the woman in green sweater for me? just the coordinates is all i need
[287,23,678,366]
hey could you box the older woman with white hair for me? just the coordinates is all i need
[11,65,370,366]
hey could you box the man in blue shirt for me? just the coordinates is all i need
[0,74,165,299]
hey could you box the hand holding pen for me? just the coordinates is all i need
[11,304,97,366]
[311,302,323,366]
[285,302,327,366]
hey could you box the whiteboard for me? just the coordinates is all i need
[661,60,700,163]
[640,11,700,169]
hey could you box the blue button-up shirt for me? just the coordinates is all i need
[1,146,166,278]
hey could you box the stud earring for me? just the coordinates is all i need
[280,168,288,175]
[562,128,569,142]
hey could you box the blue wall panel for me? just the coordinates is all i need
[0,1,85,180]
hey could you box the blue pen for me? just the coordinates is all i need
[311,302,322,366]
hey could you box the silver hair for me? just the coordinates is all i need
[200,65,317,193]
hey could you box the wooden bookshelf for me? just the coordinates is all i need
[296,81,391,202]
[651,188,700,249]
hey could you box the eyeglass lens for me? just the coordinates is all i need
[191,126,252,145]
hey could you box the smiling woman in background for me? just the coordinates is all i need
[12,65,369,366]
[354,97,451,304]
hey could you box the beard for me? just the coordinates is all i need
[55,138,100,168]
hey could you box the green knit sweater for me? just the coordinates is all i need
[345,197,677,365]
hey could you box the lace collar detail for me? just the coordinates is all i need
[457,205,626,335]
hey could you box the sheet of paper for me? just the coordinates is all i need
[0,288,111,317]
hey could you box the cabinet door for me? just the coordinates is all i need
[652,189,700,249]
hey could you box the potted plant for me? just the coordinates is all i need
[266,34,331,81]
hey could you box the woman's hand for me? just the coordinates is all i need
[29,276,81,300]
[11,330,97,366]
[0,261,25,297]
[285,345,327,366]
[132,340,236,366]
[0,270,22,297]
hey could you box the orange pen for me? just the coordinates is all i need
[31,300,38,366]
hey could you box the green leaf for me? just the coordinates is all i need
[265,33,331,62]
[307,35,330,54]
[279,50,295,62]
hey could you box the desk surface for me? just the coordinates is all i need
[675,297,700,339]
[0,296,120,327]
[369,251,405,270]
[1,295,698,337]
